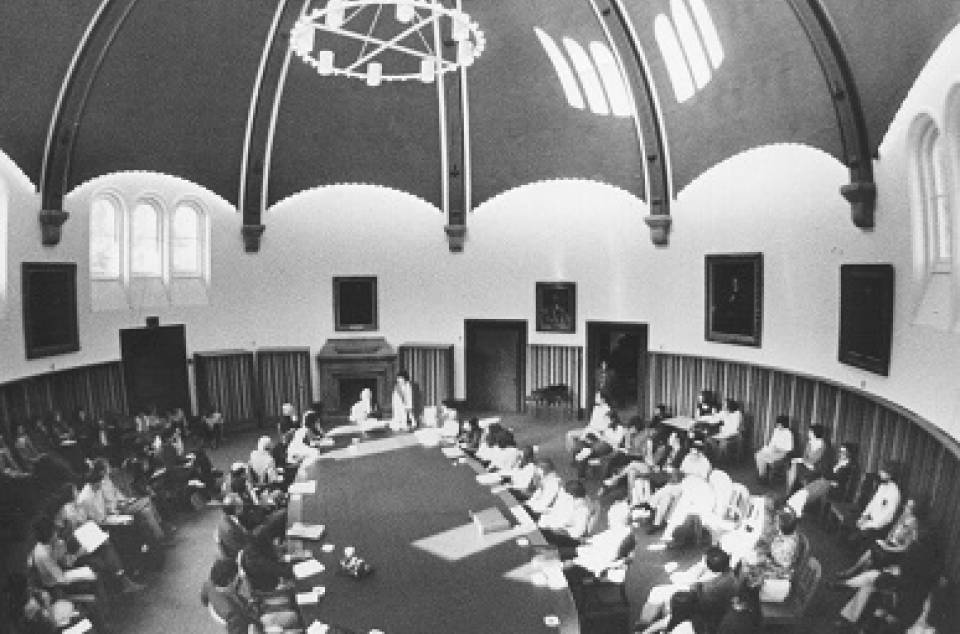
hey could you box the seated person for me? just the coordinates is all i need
[565,390,611,452]
[14,423,44,466]
[834,532,941,629]
[741,508,801,598]
[239,524,294,595]
[719,495,776,570]
[487,429,522,473]
[438,401,460,439]
[646,441,712,534]
[786,424,827,493]
[204,406,225,448]
[6,570,84,633]
[201,557,298,634]
[86,459,168,545]
[285,423,320,466]
[457,417,482,454]
[638,589,705,634]
[618,431,688,508]
[869,574,950,634]
[848,462,901,546]
[835,498,923,581]
[561,500,635,582]
[638,547,736,631]
[474,422,506,466]
[504,446,539,499]
[349,388,386,435]
[217,493,253,561]
[524,459,562,518]
[786,441,856,515]
[754,415,794,482]
[574,410,627,479]
[714,399,742,440]
[0,433,29,477]
[537,480,592,547]
[248,436,280,486]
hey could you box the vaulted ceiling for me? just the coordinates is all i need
[1,1,958,232]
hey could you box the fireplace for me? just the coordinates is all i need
[316,337,397,415]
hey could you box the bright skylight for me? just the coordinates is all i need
[687,0,724,68]
[563,37,610,115]
[654,15,695,103]
[671,0,710,89]
[589,41,632,117]
[533,27,585,110]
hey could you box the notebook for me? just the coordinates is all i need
[73,522,109,553]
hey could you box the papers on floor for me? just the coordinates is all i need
[292,558,326,579]
[414,427,441,447]
[310,437,336,448]
[475,472,502,486]
[288,480,317,495]
[471,507,511,535]
[63,620,93,634]
[296,585,326,605]
[62,566,96,583]
[73,521,109,553]
[306,622,330,634]
[441,446,464,459]
[288,522,326,540]
[103,514,134,526]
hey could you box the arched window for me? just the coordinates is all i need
[171,202,203,276]
[915,122,952,272]
[655,0,724,103]
[90,195,122,279]
[130,200,162,277]
[654,15,694,103]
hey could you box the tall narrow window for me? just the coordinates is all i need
[655,0,724,102]
[654,15,694,103]
[589,42,632,117]
[534,28,585,110]
[90,195,122,279]
[171,202,202,276]
[563,38,609,115]
[130,201,162,276]
[916,125,952,271]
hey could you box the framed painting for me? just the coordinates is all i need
[334,276,378,332]
[22,262,80,359]
[536,282,576,333]
[838,264,894,376]
[705,253,763,347]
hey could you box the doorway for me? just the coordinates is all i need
[586,322,648,416]
[465,320,526,412]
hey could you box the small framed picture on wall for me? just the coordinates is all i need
[334,276,378,331]
[536,282,576,333]
[705,253,763,347]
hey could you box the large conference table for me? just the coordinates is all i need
[287,432,580,634]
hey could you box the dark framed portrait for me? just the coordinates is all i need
[705,253,763,347]
[838,264,894,376]
[334,276,378,332]
[22,262,80,359]
[536,282,576,333]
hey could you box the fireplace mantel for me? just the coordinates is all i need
[316,337,397,415]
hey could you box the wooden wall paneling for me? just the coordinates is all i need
[256,348,312,425]
[399,344,455,410]
[194,351,258,428]
[526,345,583,409]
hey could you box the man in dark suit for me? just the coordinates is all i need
[692,546,740,631]
[216,494,251,561]
[200,557,298,634]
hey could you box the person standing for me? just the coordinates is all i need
[390,371,417,432]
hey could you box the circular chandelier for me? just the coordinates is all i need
[290,0,486,85]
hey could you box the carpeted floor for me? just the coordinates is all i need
[105,411,857,634]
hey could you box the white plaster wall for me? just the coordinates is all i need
[1,24,959,439]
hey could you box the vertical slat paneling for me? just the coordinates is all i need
[647,351,960,580]
[256,348,312,424]
[399,345,454,409]
[194,351,257,425]
[527,345,583,409]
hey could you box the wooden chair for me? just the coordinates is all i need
[760,556,822,630]
[572,545,635,631]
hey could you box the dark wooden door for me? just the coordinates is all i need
[586,322,648,413]
[465,321,526,412]
[120,324,191,414]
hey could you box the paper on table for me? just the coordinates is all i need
[296,590,320,605]
[306,622,330,634]
[441,447,464,459]
[62,566,96,583]
[292,558,325,579]
[475,472,501,486]
[73,522,109,553]
[288,481,317,495]
[288,522,326,540]
[63,620,93,634]
[103,514,134,526]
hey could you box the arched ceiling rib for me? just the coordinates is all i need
[0,0,103,185]
[70,0,277,204]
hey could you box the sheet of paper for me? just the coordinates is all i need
[292,558,326,579]
[441,447,464,459]
[296,590,319,605]
[63,620,92,634]
[307,622,330,634]
[62,566,96,583]
[103,514,134,526]
[475,472,502,486]
[73,522,109,553]
[288,481,317,495]
[288,522,326,540]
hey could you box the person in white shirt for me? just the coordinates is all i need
[851,462,901,544]
[525,459,562,517]
[487,430,522,472]
[562,500,635,580]
[754,415,794,481]
[95,458,166,543]
[574,410,627,479]
[248,436,279,485]
[715,399,742,439]
[390,371,417,431]
[349,388,387,435]
[505,446,540,499]
[538,480,592,546]
[565,390,612,452]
